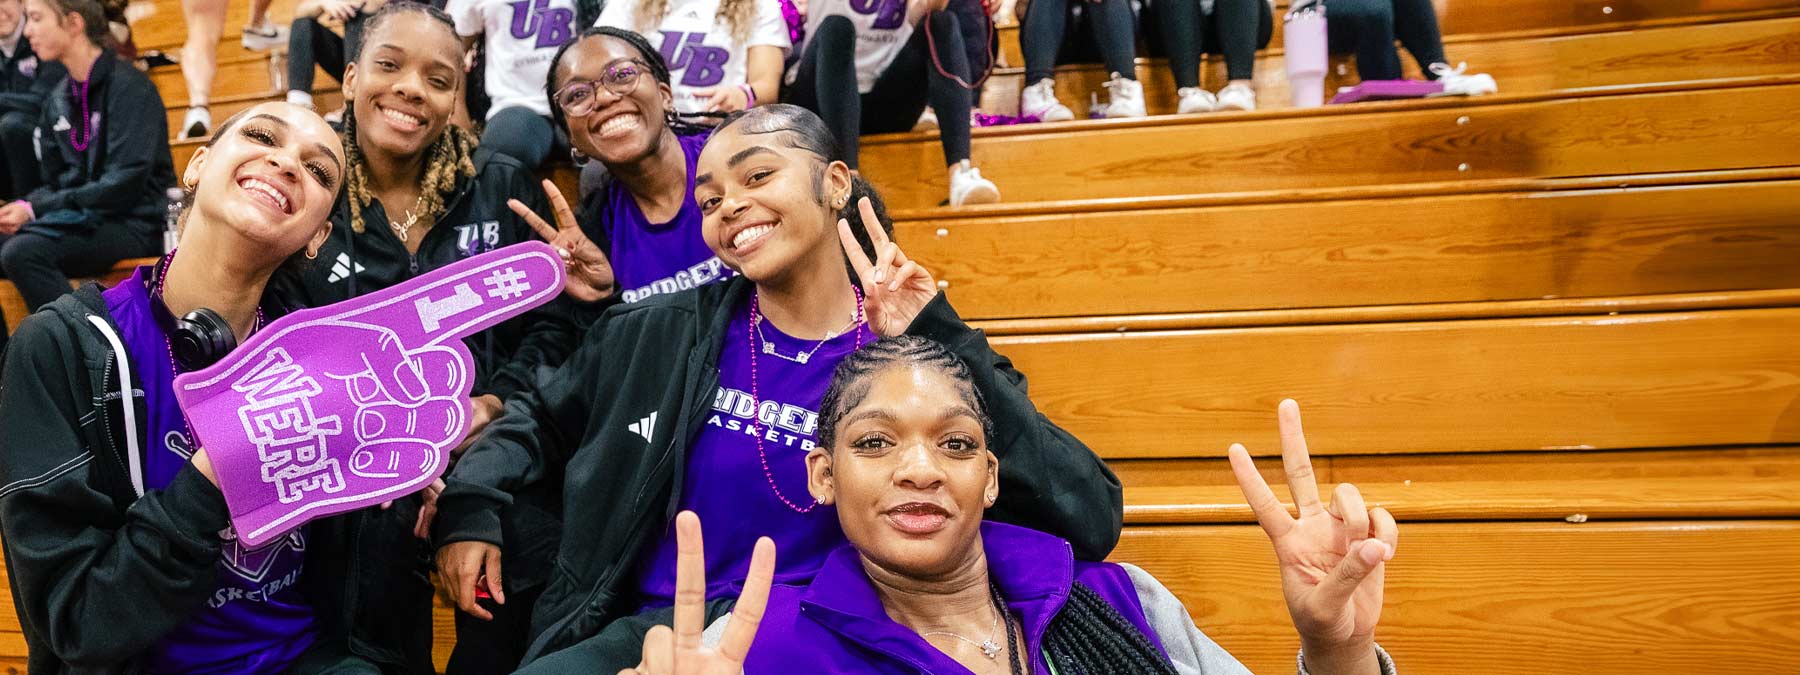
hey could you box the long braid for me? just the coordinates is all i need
[1040,583,1182,675]
[341,1,477,235]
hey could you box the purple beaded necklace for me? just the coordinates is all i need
[747,288,867,514]
[153,248,266,421]
[68,76,93,152]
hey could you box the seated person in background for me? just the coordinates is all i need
[1154,0,1273,113]
[1323,0,1494,95]
[1,0,67,200]
[0,101,434,675]
[445,0,577,168]
[433,104,1122,673]
[594,0,789,118]
[785,0,1001,207]
[285,0,388,121]
[634,340,1400,675]
[1,0,167,341]
[1013,0,1142,120]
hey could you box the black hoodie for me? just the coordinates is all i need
[23,50,172,241]
[0,31,66,120]
[0,284,434,675]
[275,147,580,400]
[435,277,1126,663]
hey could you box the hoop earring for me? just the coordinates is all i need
[571,147,589,167]
[305,248,319,260]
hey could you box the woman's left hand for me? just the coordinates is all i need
[1228,399,1396,675]
[413,479,446,539]
[0,202,28,233]
[838,197,936,337]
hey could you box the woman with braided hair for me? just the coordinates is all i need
[655,337,1402,675]
[274,5,579,672]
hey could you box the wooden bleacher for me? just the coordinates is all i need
[3,0,1798,672]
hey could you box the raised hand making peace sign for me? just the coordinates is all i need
[1229,400,1396,675]
[837,197,938,337]
[622,511,777,675]
[509,179,616,302]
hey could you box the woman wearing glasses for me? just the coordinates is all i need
[508,27,733,308]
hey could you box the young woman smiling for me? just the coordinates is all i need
[433,104,1122,673]
[0,102,434,675]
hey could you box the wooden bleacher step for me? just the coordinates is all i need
[862,76,1800,210]
[896,170,1800,321]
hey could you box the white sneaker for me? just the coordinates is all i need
[1429,62,1498,97]
[241,22,287,51]
[179,106,211,139]
[1103,73,1146,118]
[948,160,1000,207]
[914,107,939,132]
[1216,82,1257,111]
[1177,87,1217,114]
[1020,79,1074,122]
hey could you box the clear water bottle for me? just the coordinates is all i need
[163,187,184,254]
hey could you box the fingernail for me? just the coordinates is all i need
[1360,541,1387,565]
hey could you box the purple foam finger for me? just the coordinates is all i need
[173,242,567,546]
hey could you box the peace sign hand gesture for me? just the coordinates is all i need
[508,179,615,302]
[837,197,937,337]
[622,511,777,675]
[1228,400,1396,675]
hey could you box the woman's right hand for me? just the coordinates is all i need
[509,179,616,303]
[438,540,507,620]
[622,511,776,675]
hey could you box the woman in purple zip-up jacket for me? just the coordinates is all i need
[626,336,1405,675]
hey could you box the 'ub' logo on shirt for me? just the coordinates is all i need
[508,0,577,49]
[658,32,730,87]
[849,0,906,30]
[456,221,501,257]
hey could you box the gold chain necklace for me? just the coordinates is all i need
[387,192,428,243]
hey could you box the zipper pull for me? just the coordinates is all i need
[409,255,419,275]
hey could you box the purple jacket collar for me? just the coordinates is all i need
[746,521,1161,674]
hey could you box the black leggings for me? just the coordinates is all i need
[785,13,974,171]
[287,13,366,95]
[1323,0,1447,81]
[1021,0,1137,84]
[1156,0,1269,85]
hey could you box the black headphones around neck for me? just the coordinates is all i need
[169,307,237,372]
[155,254,242,372]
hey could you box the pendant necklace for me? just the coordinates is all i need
[746,287,866,513]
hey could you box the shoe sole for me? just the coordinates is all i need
[1031,108,1075,123]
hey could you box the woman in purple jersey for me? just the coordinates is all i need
[628,338,1402,675]
[434,104,1122,673]
[0,102,434,675]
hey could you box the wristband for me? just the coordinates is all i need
[739,83,757,108]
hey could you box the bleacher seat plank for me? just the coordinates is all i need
[897,176,1800,320]
[985,15,1800,118]
[150,58,337,107]
[866,76,1800,210]
[1113,521,1800,675]
[988,307,1800,459]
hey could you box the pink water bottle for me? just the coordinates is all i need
[1285,0,1328,108]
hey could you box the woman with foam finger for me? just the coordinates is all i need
[0,102,434,674]
[435,104,1122,672]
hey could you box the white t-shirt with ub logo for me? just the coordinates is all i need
[448,0,581,118]
[596,0,792,115]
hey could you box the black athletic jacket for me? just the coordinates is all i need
[434,277,1125,663]
[0,285,434,675]
[23,51,172,239]
[275,147,580,401]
